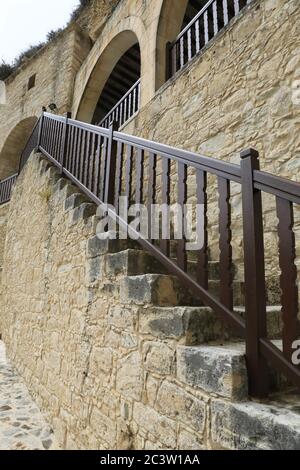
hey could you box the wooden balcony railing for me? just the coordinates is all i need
[19,111,300,398]
[98,79,141,130]
[167,0,253,78]
[0,173,18,205]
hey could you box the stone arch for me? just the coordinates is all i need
[74,16,149,123]
[0,116,38,179]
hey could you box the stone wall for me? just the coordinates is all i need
[0,25,91,178]
[119,0,300,280]
[0,154,246,450]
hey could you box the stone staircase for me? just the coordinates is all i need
[41,157,300,449]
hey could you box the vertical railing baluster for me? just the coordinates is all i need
[60,112,71,174]
[125,145,133,204]
[187,28,192,61]
[177,162,187,271]
[87,133,95,191]
[223,0,229,25]
[213,1,219,36]
[104,121,118,205]
[180,36,185,69]
[241,148,269,398]
[234,0,240,15]
[204,10,209,44]
[100,137,108,202]
[148,153,157,242]
[115,141,124,211]
[161,157,171,256]
[197,170,208,289]
[195,19,201,53]
[276,198,300,362]
[218,177,233,309]
[136,148,144,205]
[94,136,102,198]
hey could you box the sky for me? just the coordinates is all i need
[0,0,78,63]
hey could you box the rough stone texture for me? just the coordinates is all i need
[1,154,300,450]
[0,341,58,450]
[211,396,300,450]
[177,344,248,400]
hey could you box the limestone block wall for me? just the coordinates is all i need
[118,0,300,280]
[0,155,248,450]
[0,25,91,178]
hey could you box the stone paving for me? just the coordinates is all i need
[0,341,58,450]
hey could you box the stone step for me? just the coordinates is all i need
[119,273,245,307]
[177,340,292,402]
[211,391,300,450]
[104,249,168,277]
[234,306,282,339]
[177,342,248,400]
[86,234,141,259]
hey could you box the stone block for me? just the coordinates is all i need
[177,344,248,399]
[133,403,177,449]
[156,381,207,434]
[116,351,142,401]
[211,398,300,450]
[143,341,175,375]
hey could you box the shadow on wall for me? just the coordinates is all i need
[0,116,38,180]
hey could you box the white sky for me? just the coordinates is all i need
[0,0,78,63]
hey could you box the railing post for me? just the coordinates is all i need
[241,148,269,398]
[36,112,45,149]
[104,120,119,205]
[60,112,71,174]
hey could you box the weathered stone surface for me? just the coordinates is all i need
[211,397,300,450]
[156,381,207,433]
[143,341,175,376]
[133,403,177,449]
[177,344,248,399]
[116,352,142,401]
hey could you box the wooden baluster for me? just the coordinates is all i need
[148,152,157,242]
[218,177,233,310]
[213,1,219,36]
[195,19,201,53]
[71,127,78,176]
[223,0,229,25]
[125,145,133,203]
[100,137,108,202]
[115,141,124,211]
[204,11,209,44]
[276,198,300,362]
[161,157,171,256]
[180,36,184,69]
[187,28,192,61]
[241,148,268,398]
[234,0,240,15]
[104,121,118,205]
[197,170,208,289]
[87,133,96,191]
[177,162,187,271]
[136,148,144,205]
[78,130,86,182]
[94,135,102,198]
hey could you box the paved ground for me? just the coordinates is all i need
[0,341,58,450]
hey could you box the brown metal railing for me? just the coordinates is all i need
[24,111,300,397]
[166,0,253,78]
[0,173,18,205]
[98,79,141,130]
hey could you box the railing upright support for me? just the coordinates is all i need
[60,112,71,174]
[241,148,269,398]
[36,112,45,150]
[104,120,119,205]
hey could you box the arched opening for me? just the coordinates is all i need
[75,30,141,128]
[0,116,38,180]
[156,0,250,89]
[92,43,141,127]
